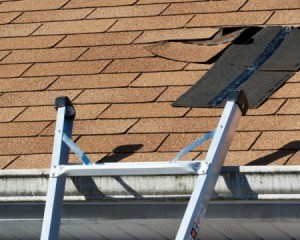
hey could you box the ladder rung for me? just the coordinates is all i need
[51,161,208,177]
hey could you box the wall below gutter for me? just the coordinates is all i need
[1,165,300,202]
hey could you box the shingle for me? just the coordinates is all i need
[99,102,189,118]
[239,115,300,131]
[0,64,31,78]
[13,9,94,23]
[49,74,138,90]
[0,107,25,122]
[0,12,21,24]
[0,36,64,50]
[0,90,81,107]
[225,150,294,166]
[87,4,168,19]
[246,99,286,115]
[187,12,272,27]
[287,151,300,165]
[267,10,300,24]
[103,57,186,73]
[278,99,300,115]
[79,45,153,60]
[134,28,219,44]
[253,131,300,150]
[242,0,300,11]
[57,32,141,47]
[270,83,300,98]
[157,86,190,102]
[130,71,205,87]
[74,87,165,104]
[0,137,53,155]
[0,0,69,12]
[147,42,230,63]
[187,108,224,117]
[0,77,56,92]
[288,72,300,82]
[137,0,210,3]
[15,104,109,121]
[0,23,41,38]
[109,15,193,32]
[0,122,50,137]
[162,0,246,15]
[64,0,137,9]
[76,134,168,153]
[101,152,199,163]
[2,48,87,64]
[0,51,10,61]
[0,156,17,169]
[33,19,116,35]
[129,117,219,133]
[184,63,213,71]
[23,60,111,77]
[158,132,260,152]
[41,119,137,136]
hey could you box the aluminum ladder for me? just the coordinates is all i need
[41,90,248,240]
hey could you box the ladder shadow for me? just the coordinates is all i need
[71,144,144,200]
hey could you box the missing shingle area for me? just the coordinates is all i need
[173,26,300,109]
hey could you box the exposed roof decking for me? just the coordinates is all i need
[0,0,299,169]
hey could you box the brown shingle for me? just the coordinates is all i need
[33,19,116,35]
[2,48,87,64]
[158,132,260,152]
[134,28,219,44]
[79,45,153,60]
[130,71,205,87]
[0,107,25,122]
[49,73,138,90]
[87,4,168,19]
[242,0,300,11]
[76,134,168,153]
[162,0,246,15]
[239,115,300,131]
[0,36,64,50]
[278,99,300,115]
[0,51,10,61]
[0,0,69,12]
[103,57,186,73]
[225,150,294,166]
[99,102,189,118]
[0,122,50,137]
[270,83,300,98]
[288,72,300,82]
[57,32,141,47]
[13,9,94,23]
[287,151,300,165]
[187,108,223,117]
[253,131,300,150]
[0,137,53,155]
[157,86,190,101]
[147,42,230,63]
[187,11,272,27]
[129,117,219,133]
[246,99,286,115]
[0,23,41,38]
[109,15,193,32]
[0,12,21,24]
[0,156,17,169]
[41,119,137,136]
[101,151,199,162]
[267,10,300,24]
[23,60,111,77]
[15,104,109,121]
[0,90,81,107]
[74,87,165,104]
[0,77,56,92]
[0,64,31,78]
[64,0,137,9]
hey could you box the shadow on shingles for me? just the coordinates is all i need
[246,141,300,166]
[71,144,144,200]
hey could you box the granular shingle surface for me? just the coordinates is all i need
[0,0,299,169]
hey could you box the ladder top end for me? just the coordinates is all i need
[55,96,75,120]
[227,90,248,116]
